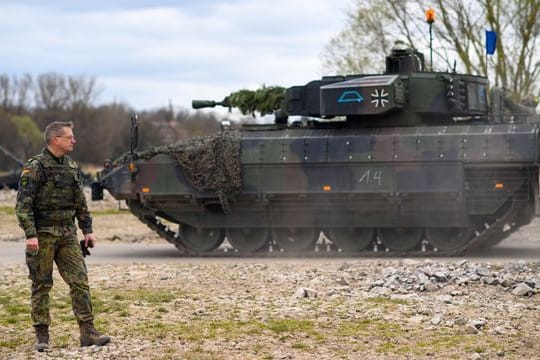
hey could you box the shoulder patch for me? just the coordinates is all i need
[19,157,43,182]
[24,157,41,168]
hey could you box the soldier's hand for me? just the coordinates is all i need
[84,233,96,248]
[26,237,39,253]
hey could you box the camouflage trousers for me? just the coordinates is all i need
[25,229,94,326]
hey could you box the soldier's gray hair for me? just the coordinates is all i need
[44,121,74,144]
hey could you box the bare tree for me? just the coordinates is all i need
[15,74,33,113]
[323,0,540,100]
[322,0,398,75]
[35,72,69,110]
[35,73,101,111]
[0,74,35,113]
[0,75,15,111]
[66,74,101,109]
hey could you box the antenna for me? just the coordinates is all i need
[425,8,435,71]
[130,113,138,160]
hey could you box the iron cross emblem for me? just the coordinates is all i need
[370,89,389,108]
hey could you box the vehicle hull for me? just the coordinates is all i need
[98,124,539,255]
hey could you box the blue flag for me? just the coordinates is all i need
[486,30,497,55]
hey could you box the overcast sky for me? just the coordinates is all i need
[0,0,352,112]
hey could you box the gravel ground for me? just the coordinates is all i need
[1,188,540,359]
[1,260,540,359]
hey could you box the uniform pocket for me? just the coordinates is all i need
[25,250,40,280]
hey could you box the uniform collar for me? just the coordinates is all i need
[44,147,65,164]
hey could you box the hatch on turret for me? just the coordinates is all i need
[385,47,425,74]
[320,75,405,116]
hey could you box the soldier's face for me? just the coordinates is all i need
[55,127,76,153]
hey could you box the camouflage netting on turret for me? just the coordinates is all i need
[115,130,242,213]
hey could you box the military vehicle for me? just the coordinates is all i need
[92,46,540,256]
[0,145,24,189]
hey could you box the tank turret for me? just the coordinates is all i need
[282,47,491,126]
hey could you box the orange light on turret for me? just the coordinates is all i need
[323,185,332,192]
[495,183,504,189]
[425,8,435,24]
[142,187,150,193]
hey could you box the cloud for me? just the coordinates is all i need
[0,0,351,111]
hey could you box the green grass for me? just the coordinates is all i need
[0,336,27,349]
[0,286,32,349]
[0,206,15,215]
[0,289,31,326]
[336,319,371,336]
[127,317,322,343]
[265,318,314,334]
[93,288,183,312]
[291,342,310,350]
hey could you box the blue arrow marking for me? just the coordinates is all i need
[338,90,364,103]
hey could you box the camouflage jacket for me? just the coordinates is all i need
[15,148,93,239]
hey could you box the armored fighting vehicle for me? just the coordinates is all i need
[0,145,24,189]
[93,47,540,256]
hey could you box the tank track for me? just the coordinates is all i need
[128,200,522,257]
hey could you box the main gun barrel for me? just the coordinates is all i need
[192,99,229,109]
[0,145,24,167]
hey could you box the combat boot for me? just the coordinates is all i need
[34,325,49,352]
[79,321,111,347]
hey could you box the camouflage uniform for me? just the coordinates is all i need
[15,148,94,326]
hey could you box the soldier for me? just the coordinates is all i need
[15,121,110,351]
